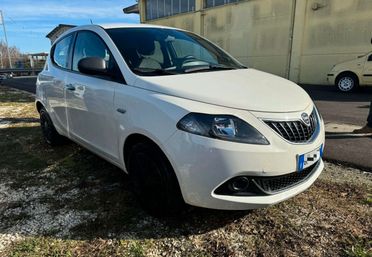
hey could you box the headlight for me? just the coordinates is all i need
[177,113,269,145]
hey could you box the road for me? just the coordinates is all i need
[302,84,372,171]
[1,77,372,170]
[1,76,37,94]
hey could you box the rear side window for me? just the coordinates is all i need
[72,31,112,72]
[53,35,73,69]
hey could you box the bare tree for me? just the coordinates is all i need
[0,41,22,68]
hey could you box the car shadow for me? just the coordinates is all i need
[301,84,372,102]
[325,132,372,140]
[0,125,249,242]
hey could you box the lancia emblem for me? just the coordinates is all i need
[301,113,310,126]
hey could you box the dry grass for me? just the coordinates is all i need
[0,85,371,257]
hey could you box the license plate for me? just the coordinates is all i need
[297,145,323,172]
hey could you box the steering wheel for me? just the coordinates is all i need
[181,55,196,62]
[175,55,199,69]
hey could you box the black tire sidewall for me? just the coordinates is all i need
[40,108,62,145]
[128,142,184,216]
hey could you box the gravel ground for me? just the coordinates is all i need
[0,86,371,257]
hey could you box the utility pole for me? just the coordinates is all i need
[0,52,3,68]
[0,10,12,68]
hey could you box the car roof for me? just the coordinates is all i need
[99,23,177,30]
[54,23,185,46]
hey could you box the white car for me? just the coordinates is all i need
[36,24,325,215]
[327,51,372,92]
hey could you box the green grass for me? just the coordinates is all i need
[7,239,162,257]
[6,237,153,257]
[364,194,372,205]
[345,240,372,257]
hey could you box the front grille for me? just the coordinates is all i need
[264,110,318,143]
[253,163,317,194]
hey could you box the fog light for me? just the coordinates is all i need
[229,177,250,192]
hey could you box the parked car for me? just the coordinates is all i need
[327,52,372,92]
[36,24,325,215]
[0,73,13,79]
[0,74,7,83]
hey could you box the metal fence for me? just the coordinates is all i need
[0,56,46,70]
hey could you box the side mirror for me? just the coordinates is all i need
[78,57,108,76]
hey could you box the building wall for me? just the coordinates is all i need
[140,0,372,85]
[202,0,295,78]
[292,0,372,84]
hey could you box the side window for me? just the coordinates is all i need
[72,31,112,72]
[53,34,73,69]
[368,54,372,62]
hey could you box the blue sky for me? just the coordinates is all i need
[0,0,139,53]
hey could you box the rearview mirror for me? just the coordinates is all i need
[78,57,108,76]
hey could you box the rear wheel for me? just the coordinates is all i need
[127,141,185,216]
[336,73,358,92]
[39,107,64,146]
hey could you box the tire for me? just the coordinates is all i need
[39,107,64,146]
[336,73,358,92]
[127,141,185,216]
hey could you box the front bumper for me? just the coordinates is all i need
[164,108,325,210]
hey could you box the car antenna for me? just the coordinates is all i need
[90,19,93,24]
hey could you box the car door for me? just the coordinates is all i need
[66,30,125,161]
[45,33,75,133]
[362,54,372,85]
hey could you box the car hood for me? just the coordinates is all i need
[134,68,312,112]
[333,58,364,72]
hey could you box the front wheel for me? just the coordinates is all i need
[128,141,185,216]
[336,74,358,92]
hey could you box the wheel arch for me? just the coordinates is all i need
[123,133,176,175]
[335,70,360,86]
[35,100,45,113]
[123,133,153,171]
[122,132,184,196]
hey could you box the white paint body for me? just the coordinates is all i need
[36,24,325,210]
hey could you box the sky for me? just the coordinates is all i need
[0,0,140,53]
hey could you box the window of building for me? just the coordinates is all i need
[146,0,195,20]
[205,0,240,8]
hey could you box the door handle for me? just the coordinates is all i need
[65,84,76,91]
[117,108,126,114]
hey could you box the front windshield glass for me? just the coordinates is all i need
[106,27,245,76]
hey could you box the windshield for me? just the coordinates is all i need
[106,27,245,76]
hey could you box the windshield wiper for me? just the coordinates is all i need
[132,68,177,76]
[184,64,237,73]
